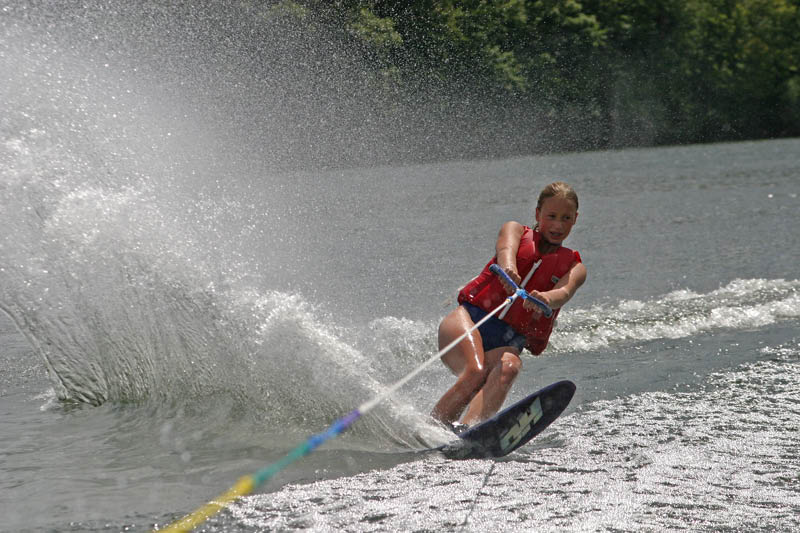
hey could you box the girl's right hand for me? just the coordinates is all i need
[499,266,521,295]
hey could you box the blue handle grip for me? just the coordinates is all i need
[489,264,553,318]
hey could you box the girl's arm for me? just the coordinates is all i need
[526,261,587,315]
[495,221,525,292]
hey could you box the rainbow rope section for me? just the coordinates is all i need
[156,410,361,533]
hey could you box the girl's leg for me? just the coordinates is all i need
[430,306,489,424]
[460,347,522,425]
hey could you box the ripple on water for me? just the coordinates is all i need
[226,348,799,532]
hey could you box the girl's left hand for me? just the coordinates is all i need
[523,290,550,317]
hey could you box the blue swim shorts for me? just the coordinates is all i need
[462,302,526,352]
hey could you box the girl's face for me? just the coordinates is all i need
[535,196,578,245]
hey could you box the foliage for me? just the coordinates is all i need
[256,0,799,152]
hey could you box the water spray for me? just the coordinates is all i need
[156,264,551,532]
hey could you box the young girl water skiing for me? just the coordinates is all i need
[432,181,586,430]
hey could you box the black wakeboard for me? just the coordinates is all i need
[438,380,576,459]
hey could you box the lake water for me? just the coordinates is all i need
[2,4,799,532]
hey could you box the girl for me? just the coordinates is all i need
[432,181,586,430]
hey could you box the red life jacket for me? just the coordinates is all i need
[457,226,581,354]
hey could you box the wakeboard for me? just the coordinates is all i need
[438,380,576,459]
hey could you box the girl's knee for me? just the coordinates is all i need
[460,364,489,390]
[499,352,522,384]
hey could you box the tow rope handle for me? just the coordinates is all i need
[489,264,553,318]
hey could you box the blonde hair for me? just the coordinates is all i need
[536,181,579,211]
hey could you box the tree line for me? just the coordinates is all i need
[256,0,799,157]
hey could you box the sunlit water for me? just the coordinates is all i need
[1,3,799,532]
